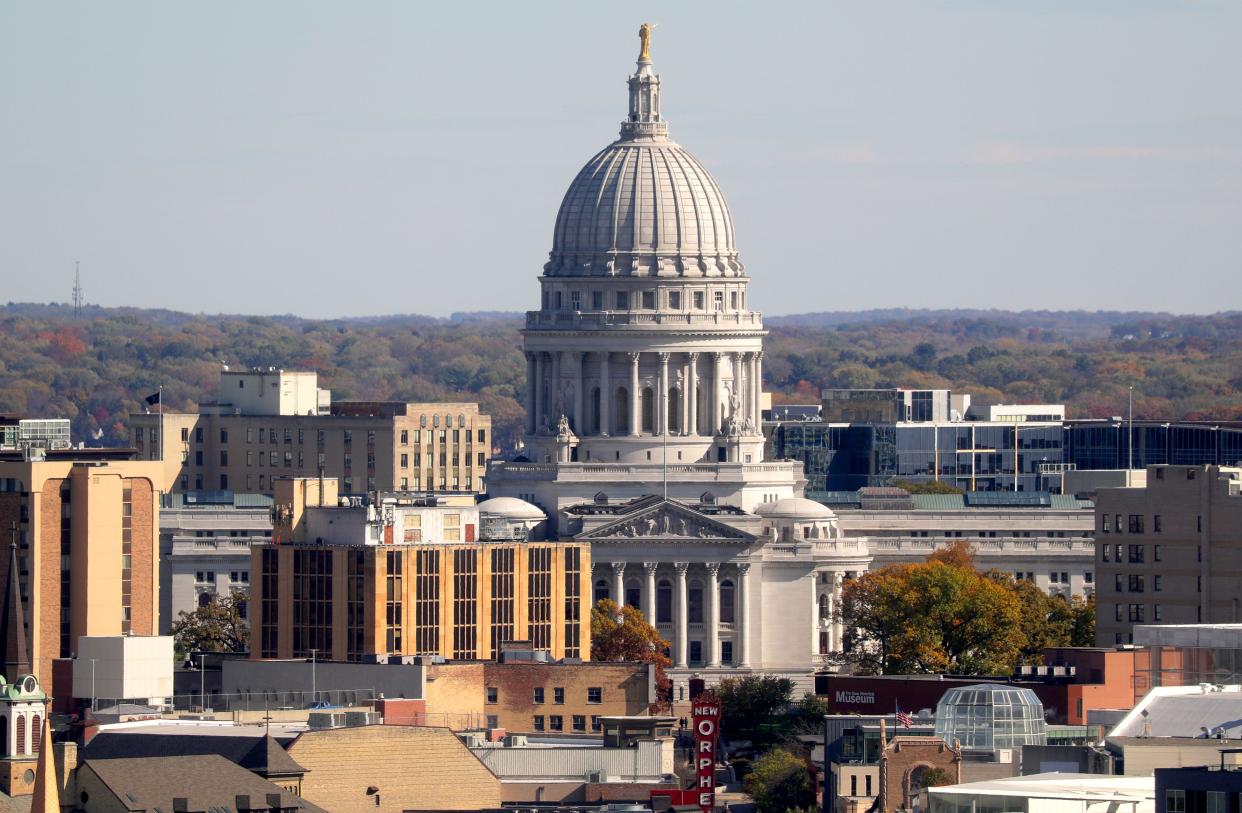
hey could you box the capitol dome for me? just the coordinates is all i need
[543,47,742,278]
[756,497,837,521]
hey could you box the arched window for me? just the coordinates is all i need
[614,388,629,435]
[15,715,25,756]
[719,580,735,624]
[641,388,654,433]
[657,579,673,623]
[818,593,830,622]
[30,714,41,753]
[625,579,641,609]
[594,579,610,604]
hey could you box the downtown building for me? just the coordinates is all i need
[1094,464,1242,645]
[0,450,162,685]
[249,477,590,662]
[130,367,492,497]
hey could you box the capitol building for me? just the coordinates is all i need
[487,27,871,695]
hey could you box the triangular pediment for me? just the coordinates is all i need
[580,500,752,543]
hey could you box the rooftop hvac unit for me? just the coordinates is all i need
[308,711,344,730]
[503,735,529,748]
[461,733,485,748]
[584,771,603,784]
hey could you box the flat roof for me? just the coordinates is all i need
[929,773,1153,801]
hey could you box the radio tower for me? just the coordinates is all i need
[72,261,84,318]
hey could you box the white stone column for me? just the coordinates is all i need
[706,563,720,668]
[643,562,658,627]
[551,351,562,416]
[832,571,844,654]
[599,351,611,436]
[658,352,670,436]
[534,353,546,434]
[611,561,626,607]
[629,352,641,437]
[525,352,537,435]
[710,352,722,436]
[753,351,764,427]
[688,353,699,436]
[573,352,584,434]
[738,563,751,668]
[680,357,691,436]
[675,562,689,668]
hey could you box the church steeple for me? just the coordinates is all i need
[620,23,668,141]
[1,537,31,679]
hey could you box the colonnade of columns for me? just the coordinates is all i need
[815,571,846,656]
[525,349,763,438]
[601,560,751,669]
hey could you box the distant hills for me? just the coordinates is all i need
[2,303,1239,451]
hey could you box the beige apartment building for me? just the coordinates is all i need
[129,368,491,496]
[0,454,162,684]
[1095,464,1242,645]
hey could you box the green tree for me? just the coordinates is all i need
[743,748,813,813]
[171,591,249,660]
[1069,593,1096,646]
[715,674,794,744]
[590,598,672,711]
[789,692,831,734]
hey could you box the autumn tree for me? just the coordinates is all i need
[171,591,249,660]
[839,560,1024,675]
[590,598,672,711]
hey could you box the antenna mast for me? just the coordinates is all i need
[72,261,84,318]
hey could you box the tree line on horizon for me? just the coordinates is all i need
[1,303,1240,453]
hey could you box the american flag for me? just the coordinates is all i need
[896,707,912,729]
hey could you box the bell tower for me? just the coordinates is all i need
[0,542,46,796]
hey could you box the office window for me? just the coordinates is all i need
[1114,574,1123,592]
[1207,791,1227,813]
[668,291,681,310]
[533,715,544,732]
[549,715,563,732]
[1102,544,1110,562]
[713,291,724,311]
[1128,575,1145,593]
[572,715,586,732]
[1154,604,1163,622]
[1114,604,1123,622]
[591,715,602,732]
[1153,515,1162,532]
[1128,515,1144,533]
[1128,604,1145,622]
[693,291,705,310]
[730,291,738,309]
[1166,791,1185,813]
[1128,545,1144,563]
[1115,515,1123,533]
[1084,571,1094,584]
[1102,514,1111,533]
[486,687,497,704]
[1154,575,1162,592]
[592,290,603,310]
[533,687,544,704]
[1154,544,1162,562]
[553,687,564,705]
[615,291,629,309]
[587,687,602,704]
[642,290,655,309]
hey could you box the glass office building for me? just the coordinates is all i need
[934,684,1048,753]
[766,419,1242,493]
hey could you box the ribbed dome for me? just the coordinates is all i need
[543,51,743,278]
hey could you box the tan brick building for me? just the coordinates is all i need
[1095,464,1242,645]
[130,368,491,496]
[250,478,589,662]
[479,658,655,734]
[0,455,162,684]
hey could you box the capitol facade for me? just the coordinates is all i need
[487,28,869,694]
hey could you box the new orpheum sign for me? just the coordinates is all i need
[692,699,721,813]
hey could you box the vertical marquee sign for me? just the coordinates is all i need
[692,698,721,813]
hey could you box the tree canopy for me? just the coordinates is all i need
[743,747,815,813]
[838,544,1094,675]
[171,591,249,660]
[715,674,795,744]
[590,598,671,710]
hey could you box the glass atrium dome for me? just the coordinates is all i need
[934,684,1048,752]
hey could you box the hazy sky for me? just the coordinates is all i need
[3,2,1239,318]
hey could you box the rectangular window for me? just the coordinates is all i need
[693,291,705,310]
[642,290,656,309]
[1154,544,1162,562]
[1154,604,1163,622]
[1115,574,1123,592]
[1128,545,1144,563]
[713,290,724,311]
[1115,514,1123,533]
[533,715,544,732]
[615,291,629,309]
[730,291,738,309]
[1084,571,1094,584]
[533,687,544,704]
[591,715,602,732]
[549,715,563,732]
[592,291,603,310]
[553,687,564,705]
[486,687,498,704]
[1166,791,1185,813]
[555,291,562,309]
[1128,514,1144,533]
[1102,544,1110,562]
[1154,575,1162,592]
[1153,515,1162,532]
[1128,604,1145,622]
[1128,575,1145,593]
[1115,604,1123,622]
[587,687,602,704]
[570,290,581,311]
[668,291,681,309]
[572,715,586,732]
[1102,514,1111,533]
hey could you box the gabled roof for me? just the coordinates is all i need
[576,498,754,544]
[238,734,308,777]
[82,755,324,813]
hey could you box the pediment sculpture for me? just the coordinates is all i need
[591,505,747,540]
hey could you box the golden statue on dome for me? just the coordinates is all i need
[638,22,654,61]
